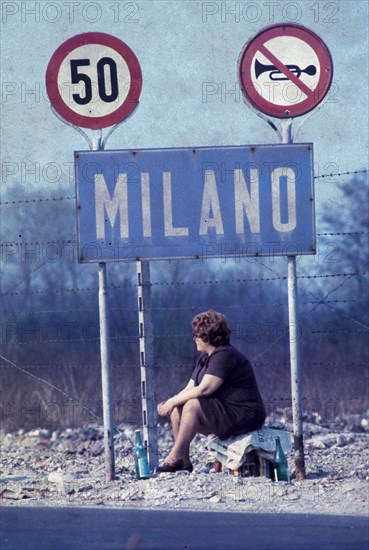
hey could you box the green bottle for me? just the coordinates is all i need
[273,436,289,482]
[134,429,150,479]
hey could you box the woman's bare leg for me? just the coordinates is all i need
[170,406,182,439]
[169,406,191,466]
[166,399,212,464]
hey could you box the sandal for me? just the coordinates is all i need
[156,459,193,473]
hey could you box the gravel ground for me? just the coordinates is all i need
[1,412,368,516]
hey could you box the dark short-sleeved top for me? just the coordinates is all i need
[191,345,266,439]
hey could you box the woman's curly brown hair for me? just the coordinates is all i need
[191,310,231,347]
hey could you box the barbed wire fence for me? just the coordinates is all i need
[0,169,368,432]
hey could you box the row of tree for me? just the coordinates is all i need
[1,175,368,430]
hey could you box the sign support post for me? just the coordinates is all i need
[46,33,143,482]
[237,23,332,481]
[98,261,115,481]
[136,261,158,470]
[287,256,305,480]
[280,118,306,481]
[93,131,115,482]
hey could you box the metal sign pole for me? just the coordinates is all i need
[92,130,115,482]
[136,260,158,470]
[287,256,306,480]
[98,263,115,481]
[46,33,143,484]
[280,118,306,481]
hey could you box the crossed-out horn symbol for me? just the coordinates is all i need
[255,58,317,80]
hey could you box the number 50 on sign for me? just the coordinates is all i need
[46,32,142,129]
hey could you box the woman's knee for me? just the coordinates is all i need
[170,405,181,421]
[184,398,212,427]
[182,398,201,415]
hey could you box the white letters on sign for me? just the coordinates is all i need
[163,172,189,237]
[199,171,224,236]
[95,173,128,239]
[234,168,260,234]
[94,167,298,240]
[271,167,297,232]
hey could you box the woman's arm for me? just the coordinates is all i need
[158,374,223,416]
[157,379,195,416]
[176,379,195,396]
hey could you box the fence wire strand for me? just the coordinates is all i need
[1,272,367,298]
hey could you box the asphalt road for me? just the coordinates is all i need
[0,506,368,550]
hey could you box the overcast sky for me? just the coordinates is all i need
[1,0,368,217]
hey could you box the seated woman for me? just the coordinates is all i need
[156,310,266,473]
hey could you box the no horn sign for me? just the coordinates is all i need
[238,24,333,118]
[74,144,316,262]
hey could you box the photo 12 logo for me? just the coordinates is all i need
[1,2,140,24]
[201,2,339,24]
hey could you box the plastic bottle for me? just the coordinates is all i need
[273,436,289,482]
[134,429,150,479]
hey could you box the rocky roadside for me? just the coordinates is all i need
[1,412,368,516]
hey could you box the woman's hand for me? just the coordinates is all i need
[157,399,175,417]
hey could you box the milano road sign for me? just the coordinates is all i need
[74,143,315,262]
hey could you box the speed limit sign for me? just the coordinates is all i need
[46,32,142,129]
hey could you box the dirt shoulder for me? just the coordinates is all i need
[1,417,368,516]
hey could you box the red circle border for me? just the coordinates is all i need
[238,24,333,118]
[46,32,142,129]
